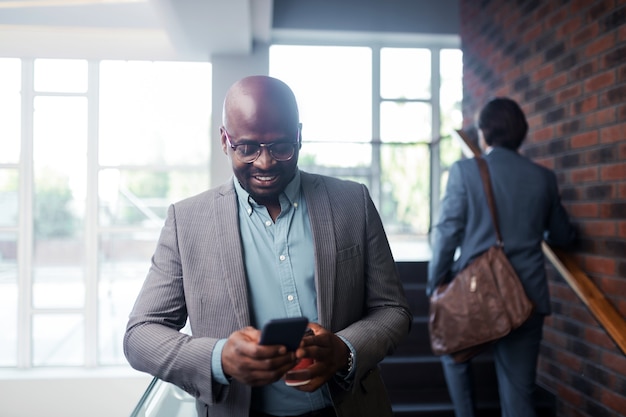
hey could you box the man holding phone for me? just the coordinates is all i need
[123,75,412,417]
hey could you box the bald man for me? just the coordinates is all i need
[124,75,412,417]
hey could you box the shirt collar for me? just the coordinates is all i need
[233,169,301,216]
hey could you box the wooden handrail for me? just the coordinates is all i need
[452,129,626,355]
[452,128,482,158]
[541,243,626,353]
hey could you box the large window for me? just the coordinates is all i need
[269,43,463,260]
[2,41,462,370]
[0,58,211,368]
[0,58,21,368]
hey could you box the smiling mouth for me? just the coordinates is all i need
[253,174,278,184]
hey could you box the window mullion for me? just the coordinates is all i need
[371,46,381,208]
[430,48,442,231]
[84,60,100,367]
[17,58,35,368]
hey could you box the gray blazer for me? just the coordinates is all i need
[427,147,576,314]
[124,171,412,417]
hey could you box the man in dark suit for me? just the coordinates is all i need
[124,75,412,417]
[427,97,576,417]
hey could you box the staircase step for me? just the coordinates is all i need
[380,356,499,394]
[396,261,428,285]
[387,261,556,417]
[394,320,434,357]
[392,400,502,417]
[381,357,555,417]
[402,283,430,317]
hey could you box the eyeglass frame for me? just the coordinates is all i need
[223,127,301,164]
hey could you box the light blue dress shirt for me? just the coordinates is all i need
[211,170,333,415]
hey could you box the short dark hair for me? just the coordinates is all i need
[477,97,528,150]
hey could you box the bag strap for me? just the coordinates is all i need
[475,157,503,246]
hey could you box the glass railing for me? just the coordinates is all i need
[129,377,195,417]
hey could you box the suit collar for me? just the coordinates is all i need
[301,172,336,327]
[215,180,252,328]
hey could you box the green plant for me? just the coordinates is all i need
[34,173,77,238]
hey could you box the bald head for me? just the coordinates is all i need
[219,76,301,208]
[222,75,299,135]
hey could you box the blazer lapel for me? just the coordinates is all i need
[301,172,336,327]
[214,181,251,329]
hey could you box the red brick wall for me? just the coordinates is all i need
[459,0,626,416]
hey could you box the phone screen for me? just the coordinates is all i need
[259,317,309,351]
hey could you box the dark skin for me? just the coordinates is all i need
[220,75,300,221]
[218,75,350,390]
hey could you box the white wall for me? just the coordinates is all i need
[0,371,152,417]
[209,43,270,188]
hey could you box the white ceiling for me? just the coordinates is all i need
[0,0,273,60]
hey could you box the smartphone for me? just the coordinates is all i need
[259,317,309,352]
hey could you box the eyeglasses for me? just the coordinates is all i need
[224,130,299,164]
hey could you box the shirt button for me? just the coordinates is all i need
[247,208,252,215]
[265,220,272,227]
[279,255,286,261]
[287,295,294,301]
[293,202,298,208]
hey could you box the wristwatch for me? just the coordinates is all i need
[345,350,354,374]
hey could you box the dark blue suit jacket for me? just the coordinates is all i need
[427,147,576,314]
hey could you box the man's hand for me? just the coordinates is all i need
[221,326,298,386]
[285,322,351,392]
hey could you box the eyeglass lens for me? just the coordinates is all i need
[235,142,296,163]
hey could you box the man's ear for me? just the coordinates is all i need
[219,127,228,155]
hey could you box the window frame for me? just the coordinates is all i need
[4,58,211,370]
[269,32,462,257]
[3,32,461,370]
